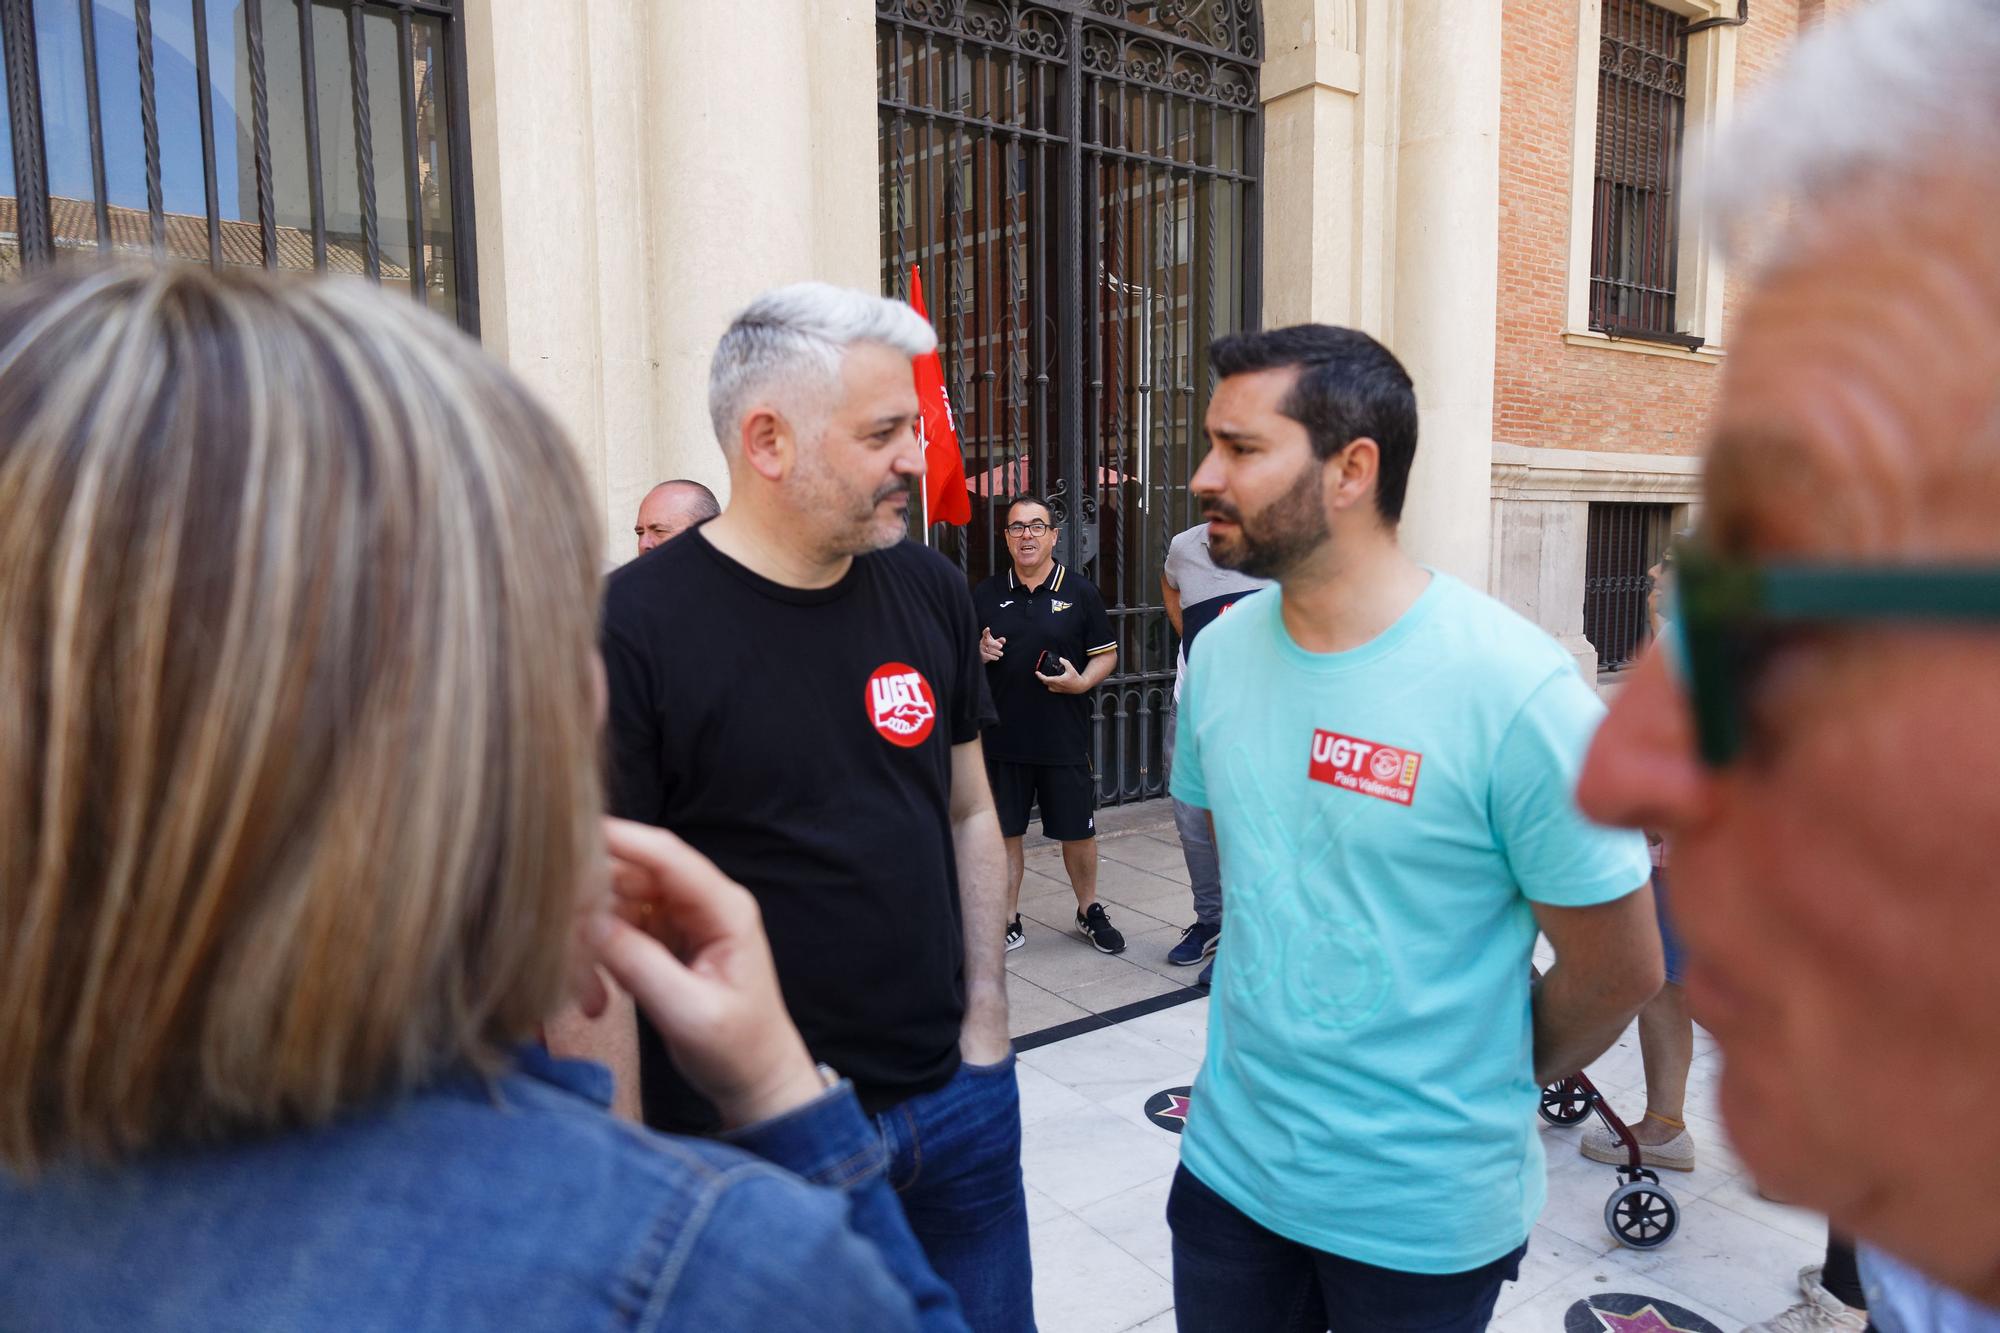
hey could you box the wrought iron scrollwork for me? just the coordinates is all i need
[885,0,1073,57]
[1108,0,1259,61]
[885,0,1255,63]
[1079,21,1255,107]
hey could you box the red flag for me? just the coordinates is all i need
[907,265,971,527]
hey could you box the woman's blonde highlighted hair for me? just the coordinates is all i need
[0,266,604,1170]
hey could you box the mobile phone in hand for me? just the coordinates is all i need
[1035,650,1066,678]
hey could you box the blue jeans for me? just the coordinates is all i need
[1164,705,1221,927]
[879,1052,1035,1332]
[1167,1166,1524,1333]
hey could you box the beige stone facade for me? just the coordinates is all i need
[461,0,881,558]
[458,0,1854,662]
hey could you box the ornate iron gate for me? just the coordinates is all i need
[878,0,1261,805]
[0,0,477,333]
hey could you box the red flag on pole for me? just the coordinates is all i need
[907,265,972,527]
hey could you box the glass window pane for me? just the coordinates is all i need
[410,14,456,318]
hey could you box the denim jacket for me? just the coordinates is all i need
[0,1047,968,1332]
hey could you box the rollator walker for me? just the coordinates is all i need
[1538,1074,1681,1250]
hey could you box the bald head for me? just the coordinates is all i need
[634,479,720,556]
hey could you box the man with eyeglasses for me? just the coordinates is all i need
[972,495,1124,955]
[1579,4,2000,1331]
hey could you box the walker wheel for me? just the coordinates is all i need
[1538,1079,1592,1126]
[1605,1179,1679,1249]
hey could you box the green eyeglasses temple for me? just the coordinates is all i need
[1670,544,2000,765]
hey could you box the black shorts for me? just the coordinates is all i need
[986,759,1097,842]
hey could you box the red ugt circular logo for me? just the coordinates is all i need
[866,661,938,748]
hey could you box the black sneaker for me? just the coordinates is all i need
[1005,915,1025,953]
[1076,902,1126,954]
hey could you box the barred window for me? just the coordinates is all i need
[1583,502,1674,673]
[0,0,477,334]
[1589,0,1696,347]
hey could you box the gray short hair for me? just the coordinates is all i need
[1701,0,2000,252]
[707,282,936,452]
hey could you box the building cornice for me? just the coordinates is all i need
[1491,444,1704,504]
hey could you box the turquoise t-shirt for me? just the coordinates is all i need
[1171,572,1650,1274]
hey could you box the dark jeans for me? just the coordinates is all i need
[1825,1228,1880,1330]
[1167,1166,1524,1333]
[879,1052,1036,1332]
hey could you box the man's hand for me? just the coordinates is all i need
[1038,656,1083,693]
[979,627,1006,663]
[586,819,825,1131]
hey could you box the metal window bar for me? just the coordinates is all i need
[1589,0,1692,344]
[1582,502,1674,673]
[878,0,1262,806]
[0,0,477,335]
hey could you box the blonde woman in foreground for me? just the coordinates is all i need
[0,266,966,1333]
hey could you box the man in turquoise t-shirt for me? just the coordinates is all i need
[1169,323,1662,1330]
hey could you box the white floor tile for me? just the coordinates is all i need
[1025,1181,1069,1226]
[1030,1211,1176,1333]
[1494,1223,1614,1317]
[1600,1196,1822,1325]
[1021,1025,1201,1106]
[1702,1169,1828,1246]
[1110,999,1212,1062]
[1075,1172,1177,1282]
[1008,974,1094,1039]
[1020,1102,1183,1213]
[1059,966,1189,1016]
[1018,1059,1097,1128]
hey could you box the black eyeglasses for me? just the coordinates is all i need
[1004,521,1052,538]
[1667,541,2000,766]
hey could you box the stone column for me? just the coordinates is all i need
[1257,0,1390,333]
[1389,0,1502,590]
[462,0,881,560]
[462,0,619,531]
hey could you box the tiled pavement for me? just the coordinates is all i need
[1008,813,1823,1333]
[1005,803,1205,1041]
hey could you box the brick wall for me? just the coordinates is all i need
[1493,0,1838,458]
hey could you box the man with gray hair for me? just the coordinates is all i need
[632,478,721,556]
[1578,2,2000,1331]
[601,282,1030,1329]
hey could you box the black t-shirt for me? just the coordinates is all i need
[971,562,1116,766]
[601,531,995,1128]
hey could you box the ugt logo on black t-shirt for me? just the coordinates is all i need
[867,661,937,748]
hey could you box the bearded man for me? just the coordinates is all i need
[602,283,1030,1330]
[1164,324,1662,1330]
